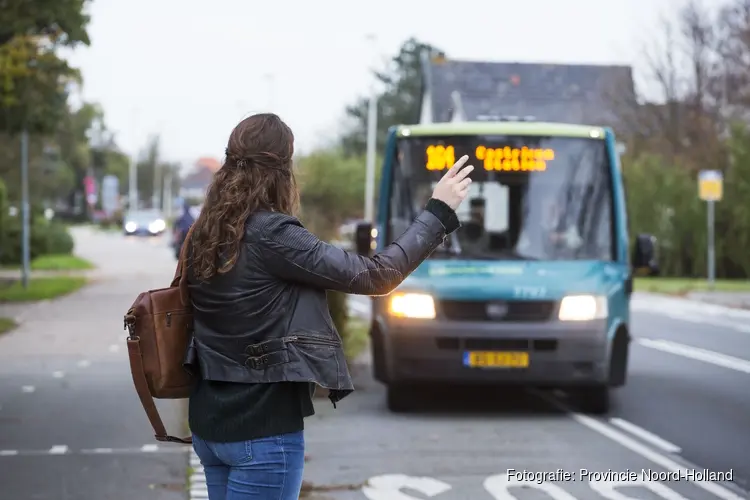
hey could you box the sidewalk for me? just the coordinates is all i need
[684,290,750,310]
[0,268,101,279]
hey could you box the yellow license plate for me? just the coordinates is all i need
[464,351,529,368]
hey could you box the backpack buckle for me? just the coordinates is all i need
[123,314,136,338]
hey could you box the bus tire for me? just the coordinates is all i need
[609,327,630,388]
[386,385,411,413]
[576,385,610,415]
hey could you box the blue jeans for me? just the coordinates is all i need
[192,431,305,500]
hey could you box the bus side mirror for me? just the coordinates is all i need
[632,233,659,276]
[354,222,373,256]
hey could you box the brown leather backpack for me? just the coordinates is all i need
[124,227,196,444]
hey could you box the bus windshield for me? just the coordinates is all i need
[394,135,615,261]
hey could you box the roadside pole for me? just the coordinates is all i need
[698,170,723,290]
[364,94,378,223]
[20,129,30,289]
[363,34,378,224]
[128,159,137,211]
[163,170,173,220]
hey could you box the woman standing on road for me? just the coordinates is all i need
[186,112,474,500]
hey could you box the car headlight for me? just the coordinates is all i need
[124,222,137,232]
[558,295,607,321]
[389,293,436,319]
[149,219,166,232]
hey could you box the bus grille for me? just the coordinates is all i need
[439,300,557,322]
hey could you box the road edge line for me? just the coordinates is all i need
[535,392,747,500]
[608,418,682,454]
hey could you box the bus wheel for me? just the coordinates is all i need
[575,385,610,415]
[386,385,412,413]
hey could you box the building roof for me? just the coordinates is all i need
[196,157,221,172]
[422,57,635,127]
[181,157,221,190]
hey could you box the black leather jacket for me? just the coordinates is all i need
[187,198,459,404]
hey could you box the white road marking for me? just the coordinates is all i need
[21,385,35,393]
[608,418,682,454]
[189,448,208,499]
[52,371,65,379]
[108,344,120,353]
[0,446,188,457]
[589,479,690,499]
[484,473,577,499]
[140,444,159,452]
[365,473,710,499]
[77,360,91,368]
[363,474,452,499]
[538,393,745,500]
[638,338,750,374]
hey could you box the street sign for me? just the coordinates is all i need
[101,175,120,216]
[698,170,722,290]
[698,170,723,201]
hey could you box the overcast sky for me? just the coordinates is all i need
[64,0,705,168]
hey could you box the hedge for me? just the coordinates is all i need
[0,178,75,265]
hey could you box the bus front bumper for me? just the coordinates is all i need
[374,318,610,386]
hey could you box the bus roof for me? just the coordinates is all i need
[395,122,607,139]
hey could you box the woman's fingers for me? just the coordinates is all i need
[453,164,474,181]
[444,155,469,178]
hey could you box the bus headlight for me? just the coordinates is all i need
[558,295,607,321]
[389,293,436,319]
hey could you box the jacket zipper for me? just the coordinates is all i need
[287,335,340,346]
[166,312,172,327]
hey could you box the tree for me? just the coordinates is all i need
[135,135,181,210]
[340,38,444,156]
[296,149,381,239]
[613,0,725,169]
[617,0,750,279]
[0,0,90,134]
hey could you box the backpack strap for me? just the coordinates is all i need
[126,336,192,444]
[171,224,195,304]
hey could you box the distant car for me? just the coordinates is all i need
[123,210,166,236]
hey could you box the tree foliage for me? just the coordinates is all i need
[0,0,90,134]
[340,38,444,156]
[135,135,181,210]
[618,0,750,279]
[295,149,381,240]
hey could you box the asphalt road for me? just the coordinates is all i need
[4,229,746,500]
[0,228,188,500]
[291,294,750,500]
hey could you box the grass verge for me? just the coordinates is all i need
[635,277,750,295]
[0,317,18,335]
[343,318,369,361]
[31,254,94,271]
[0,277,88,302]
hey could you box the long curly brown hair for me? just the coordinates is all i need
[190,113,299,281]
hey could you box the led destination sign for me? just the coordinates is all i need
[424,143,555,172]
